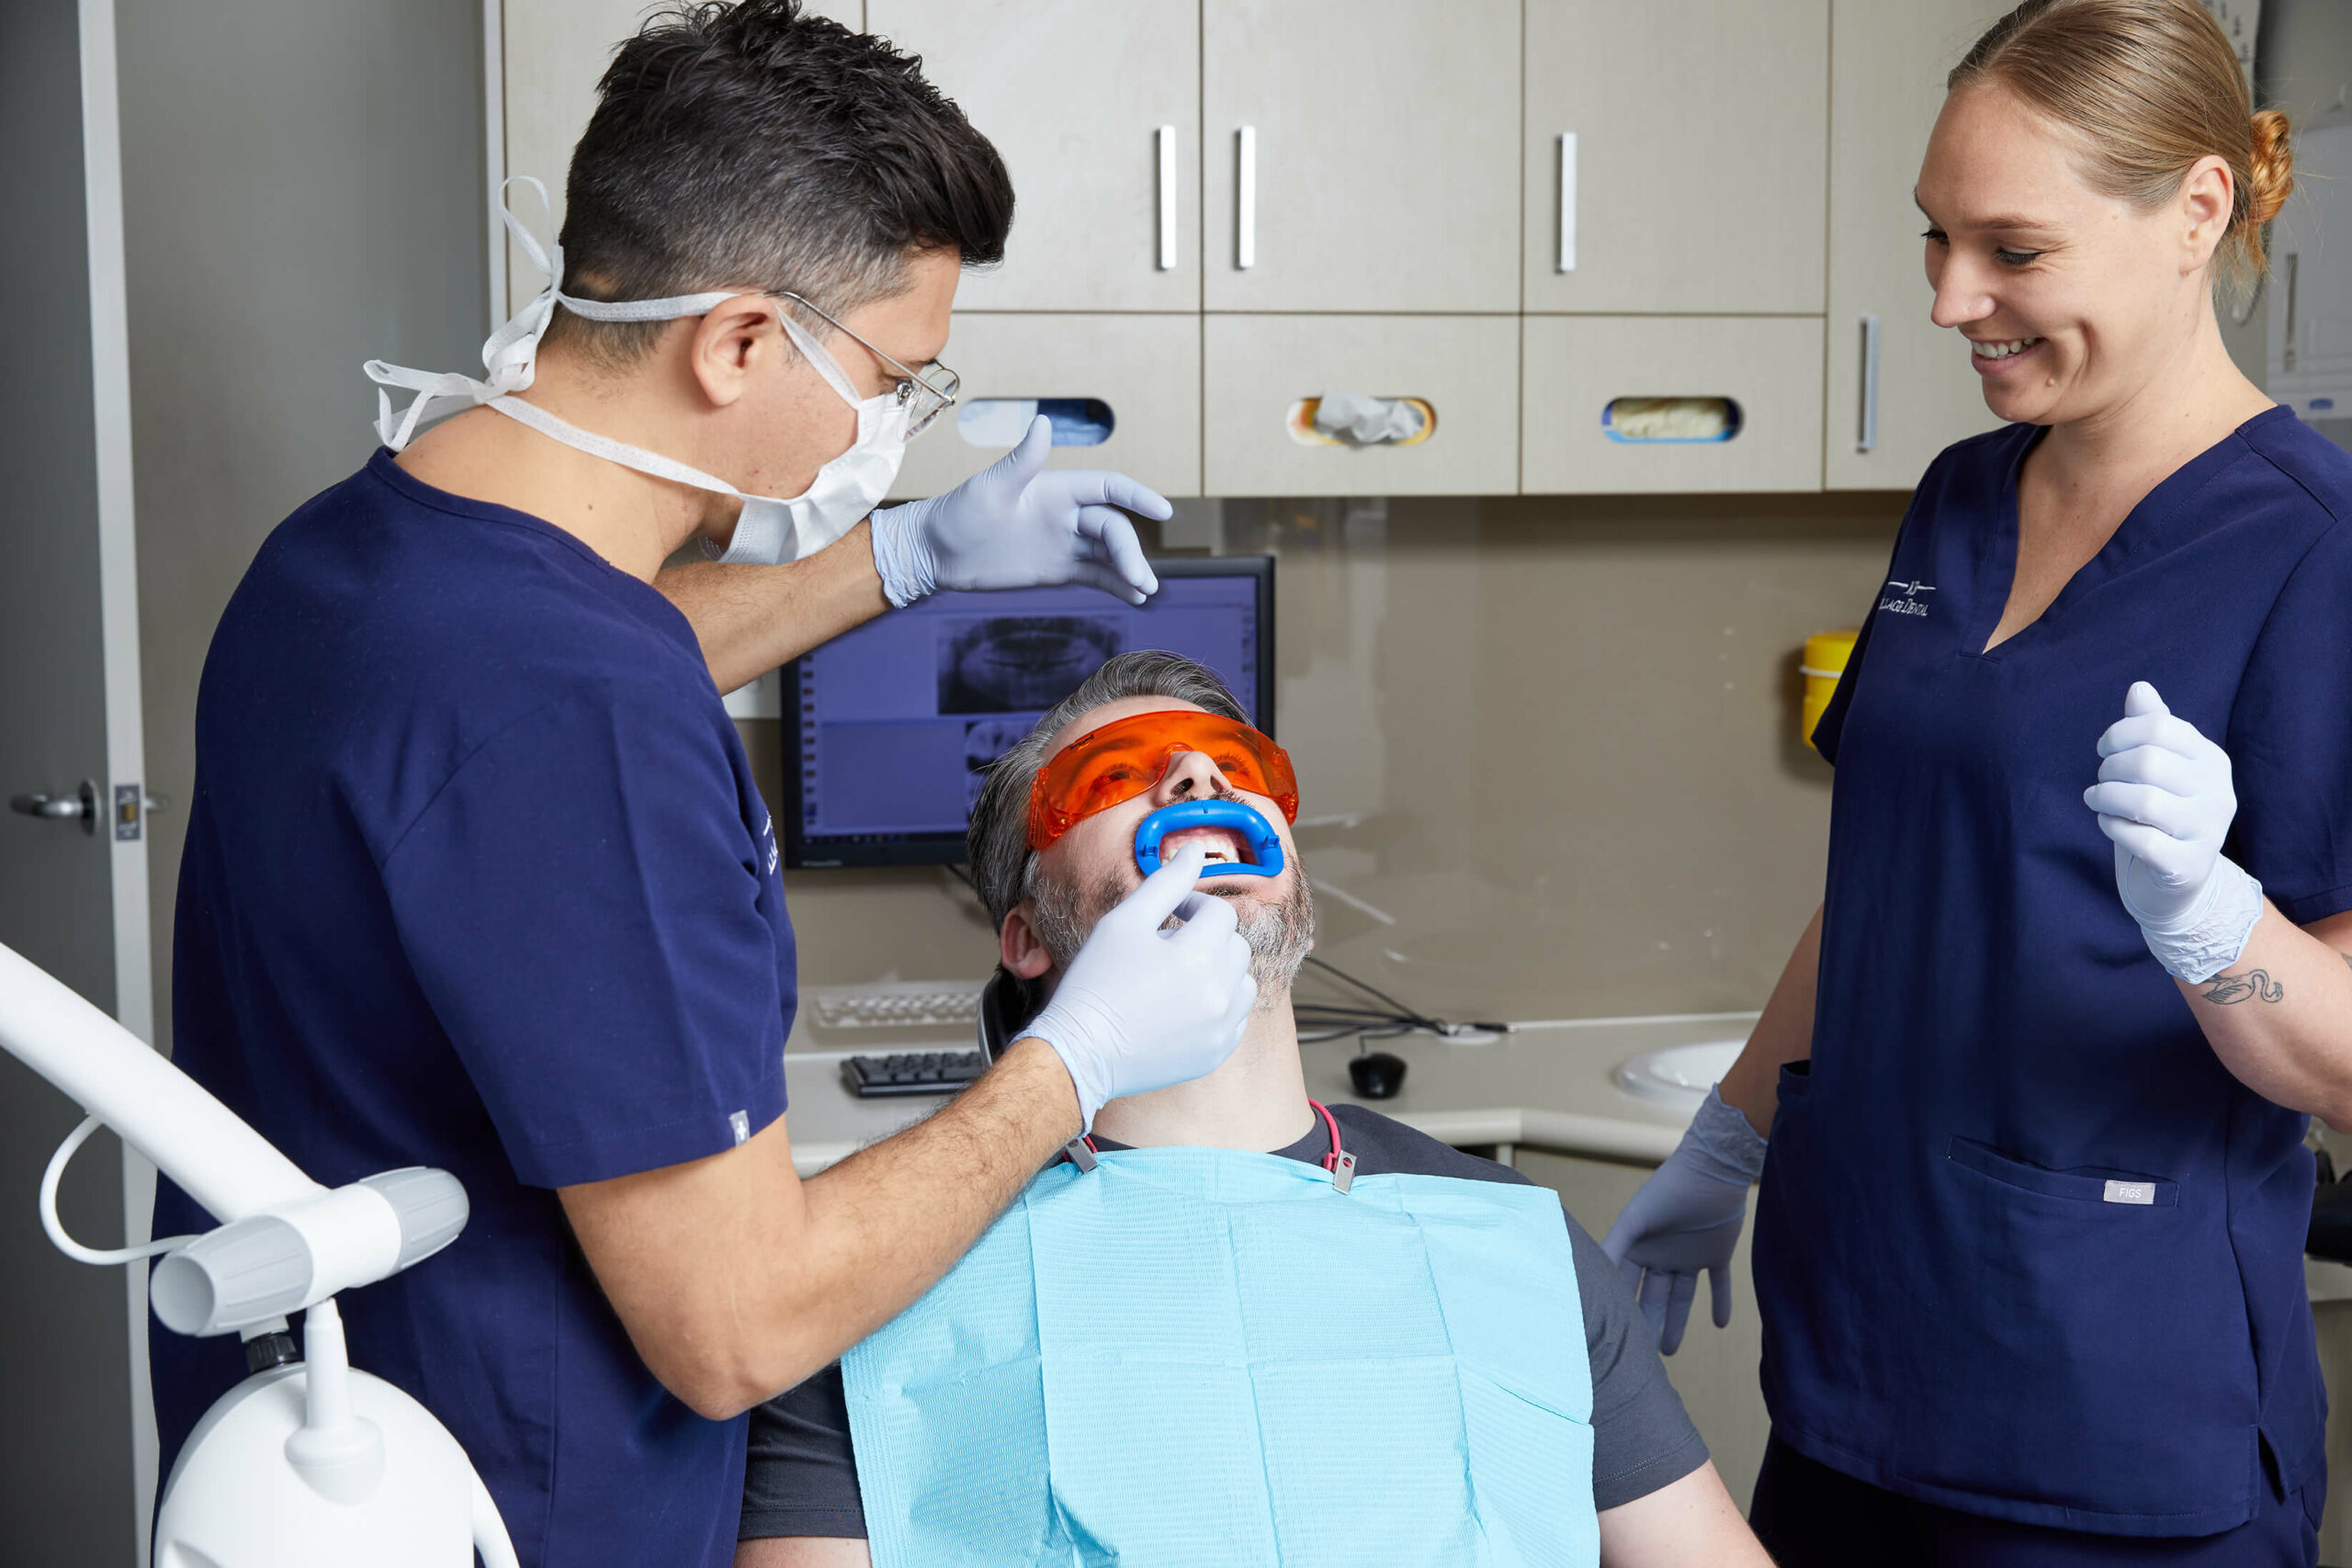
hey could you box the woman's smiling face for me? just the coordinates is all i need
[1917,80,2234,432]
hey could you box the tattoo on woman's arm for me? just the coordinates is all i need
[2201,968,2286,1006]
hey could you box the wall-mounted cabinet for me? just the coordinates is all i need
[1823,0,2006,490]
[1522,316,1826,493]
[888,313,1202,501]
[497,0,2007,499]
[1204,315,1519,495]
[1522,0,1828,315]
[1201,0,1521,313]
[864,2,1197,312]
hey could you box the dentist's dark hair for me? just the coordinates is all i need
[543,0,1012,367]
[967,651,1250,943]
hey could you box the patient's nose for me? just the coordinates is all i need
[1153,749,1229,806]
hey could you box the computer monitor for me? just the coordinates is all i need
[783,557,1275,869]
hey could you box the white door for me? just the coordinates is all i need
[1201,0,1521,313]
[865,1,1199,312]
[498,0,865,316]
[1823,0,2006,490]
[1522,0,1829,314]
[0,3,155,1564]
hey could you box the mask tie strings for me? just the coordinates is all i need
[360,175,770,452]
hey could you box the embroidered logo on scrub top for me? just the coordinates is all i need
[760,810,779,875]
[1878,579,1936,619]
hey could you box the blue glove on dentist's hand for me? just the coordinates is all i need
[869,414,1170,608]
[1023,844,1259,1134]
[1601,1086,1768,1355]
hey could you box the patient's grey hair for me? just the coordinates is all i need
[967,650,1248,931]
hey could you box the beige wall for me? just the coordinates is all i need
[763,490,1905,1021]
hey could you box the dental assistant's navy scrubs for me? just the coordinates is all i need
[151,451,794,1568]
[1752,406,2352,1560]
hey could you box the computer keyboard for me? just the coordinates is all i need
[805,978,985,1031]
[842,1050,987,1098]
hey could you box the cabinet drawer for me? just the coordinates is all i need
[1521,316,1825,493]
[888,313,1200,502]
[1204,315,1518,496]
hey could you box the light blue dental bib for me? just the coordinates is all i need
[842,1146,1599,1567]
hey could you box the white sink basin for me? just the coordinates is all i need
[1613,1039,1746,1111]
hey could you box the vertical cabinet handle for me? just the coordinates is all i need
[1156,125,1178,271]
[1237,126,1257,269]
[2283,254,2300,373]
[1556,131,1577,273]
[1857,314,1882,454]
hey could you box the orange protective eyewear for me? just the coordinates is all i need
[1026,709,1299,851]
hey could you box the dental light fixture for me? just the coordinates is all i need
[0,939,515,1567]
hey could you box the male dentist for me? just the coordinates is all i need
[151,6,1254,1566]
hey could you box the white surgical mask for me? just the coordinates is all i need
[365,177,910,565]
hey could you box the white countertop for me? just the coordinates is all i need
[780,1010,1756,1176]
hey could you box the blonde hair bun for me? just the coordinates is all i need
[2249,107,2294,227]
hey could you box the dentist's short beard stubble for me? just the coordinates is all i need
[1028,863,1316,1010]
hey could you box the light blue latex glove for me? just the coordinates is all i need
[869,414,1170,608]
[1023,844,1258,1133]
[1601,1086,1767,1355]
[2082,681,2263,981]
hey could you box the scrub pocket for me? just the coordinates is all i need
[1930,1134,2258,1528]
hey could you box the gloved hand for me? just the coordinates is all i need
[2082,681,2264,981]
[1023,844,1258,1133]
[869,414,1170,608]
[1601,1086,1767,1355]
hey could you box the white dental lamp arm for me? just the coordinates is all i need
[0,938,516,1567]
[0,941,319,1223]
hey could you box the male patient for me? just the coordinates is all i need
[737,651,1770,1567]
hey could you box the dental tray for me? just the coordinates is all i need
[842,1050,987,1098]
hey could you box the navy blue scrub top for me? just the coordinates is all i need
[1757,407,2352,1538]
[153,450,795,1568]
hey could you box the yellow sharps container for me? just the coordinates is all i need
[1801,631,1859,751]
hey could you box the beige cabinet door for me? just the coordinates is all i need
[1823,0,2006,491]
[1201,0,1521,312]
[1204,315,1518,495]
[888,313,1201,501]
[1522,316,1826,493]
[1523,0,1828,314]
[865,2,1198,312]
[502,0,863,316]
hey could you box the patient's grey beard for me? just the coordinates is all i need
[1031,866,1316,1006]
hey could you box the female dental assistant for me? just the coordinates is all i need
[1604,2,2351,1562]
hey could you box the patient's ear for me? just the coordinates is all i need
[1000,907,1055,980]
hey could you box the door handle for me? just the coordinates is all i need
[1236,126,1257,269]
[1557,132,1577,273]
[1157,125,1178,271]
[1857,314,1882,454]
[11,780,98,835]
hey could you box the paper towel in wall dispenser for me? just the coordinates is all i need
[1602,398,1741,443]
[1288,392,1435,446]
[957,398,1115,447]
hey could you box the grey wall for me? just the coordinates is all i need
[119,0,488,1061]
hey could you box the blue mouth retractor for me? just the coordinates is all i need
[1133,800,1284,878]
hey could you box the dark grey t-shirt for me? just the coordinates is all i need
[741,1102,1708,1540]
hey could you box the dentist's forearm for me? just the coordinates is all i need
[560,1036,1080,1420]
[657,519,890,693]
[1716,906,1823,1139]
[2181,905,2352,1127]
